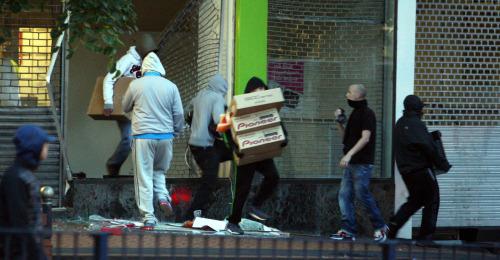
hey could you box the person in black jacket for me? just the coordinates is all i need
[388,95,452,245]
[0,125,56,260]
[225,77,288,235]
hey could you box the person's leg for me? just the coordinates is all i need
[106,120,132,175]
[215,139,234,162]
[353,164,386,230]
[227,163,256,224]
[417,169,440,240]
[132,138,156,223]
[338,165,356,235]
[388,170,426,238]
[184,146,220,220]
[252,159,280,207]
[152,139,173,202]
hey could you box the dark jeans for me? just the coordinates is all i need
[227,159,280,224]
[184,139,233,220]
[106,120,132,174]
[390,168,440,240]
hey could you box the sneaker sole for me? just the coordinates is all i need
[160,203,174,216]
[375,236,387,243]
[249,212,268,221]
[330,237,355,241]
[227,229,244,235]
[140,226,155,231]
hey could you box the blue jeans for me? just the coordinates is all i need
[106,120,132,174]
[338,164,386,235]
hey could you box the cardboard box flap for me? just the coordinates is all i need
[229,88,284,117]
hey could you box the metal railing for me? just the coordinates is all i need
[2,229,500,259]
[2,186,500,259]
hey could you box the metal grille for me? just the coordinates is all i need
[0,3,63,205]
[268,0,388,178]
[415,1,500,126]
[414,1,500,227]
[156,0,222,177]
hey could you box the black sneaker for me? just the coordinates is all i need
[226,222,244,235]
[248,205,270,221]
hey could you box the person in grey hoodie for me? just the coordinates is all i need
[182,75,233,222]
[103,33,158,176]
[122,52,184,230]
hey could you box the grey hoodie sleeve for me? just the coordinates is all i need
[172,87,184,136]
[212,95,226,125]
[122,83,134,113]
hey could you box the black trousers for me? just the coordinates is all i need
[390,168,440,240]
[184,139,233,220]
[227,159,280,224]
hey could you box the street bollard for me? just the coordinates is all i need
[92,232,110,260]
[41,186,54,259]
[382,240,397,260]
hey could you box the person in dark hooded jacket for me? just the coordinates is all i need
[225,77,288,235]
[181,75,233,222]
[388,94,452,245]
[0,125,56,260]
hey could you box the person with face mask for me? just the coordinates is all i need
[388,94,451,247]
[0,125,56,259]
[330,84,388,242]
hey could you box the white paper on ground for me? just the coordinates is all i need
[192,217,227,231]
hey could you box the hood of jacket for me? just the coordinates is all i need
[245,77,268,94]
[142,52,166,76]
[207,75,228,95]
[127,46,142,61]
[403,94,426,117]
[13,125,56,169]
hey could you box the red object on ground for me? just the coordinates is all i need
[101,227,122,235]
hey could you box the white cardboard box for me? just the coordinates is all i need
[228,88,284,117]
[233,125,285,155]
[231,108,281,135]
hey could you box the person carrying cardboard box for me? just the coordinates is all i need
[102,33,158,176]
[224,77,289,235]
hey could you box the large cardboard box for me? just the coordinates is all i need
[228,88,284,117]
[87,76,134,120]
[233,125,285,155]
[230,108,281,135]
[235,148,282,166]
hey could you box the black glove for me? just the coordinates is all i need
[335,108,346,123]
[235,150,245,158]
[280,136,289,148]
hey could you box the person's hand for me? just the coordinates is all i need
[334,108,346,123]
[280,137,289,148]
[103,109,113,116]
[235,151,245,158]
[339,154,351,169]
[334,108,343,117]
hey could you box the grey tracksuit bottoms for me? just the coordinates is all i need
[132,138,173,223]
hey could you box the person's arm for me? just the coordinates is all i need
[6,177,30,228]
[172,87,185,136]
[212,95,225,125]
[102,55,133,115]
[339,129,370,168]
[334,108,346,140]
